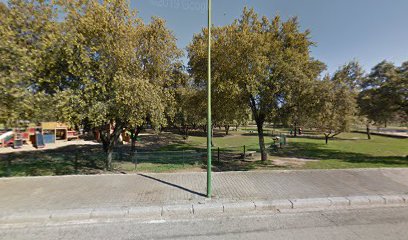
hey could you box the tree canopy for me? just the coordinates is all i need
[188,8,325,160]
[358,61,408,129]
[1,2,406,166]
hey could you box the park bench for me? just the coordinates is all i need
[242,151,256,158]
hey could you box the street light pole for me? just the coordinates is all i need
[206,0,212,198]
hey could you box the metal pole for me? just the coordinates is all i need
[217,147,220,162]
[207,0,212,198]
[134,150,137,170]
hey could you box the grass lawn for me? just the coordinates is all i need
[1,130,407,177]
[159,130,407,171]
[274,132,408,169]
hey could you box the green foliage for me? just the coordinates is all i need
[188,8,323,160]
[46,0,182,168]
[358,61,408,127]
[0,0,59,126]
[0,0,182,169]
[311,62,364,142]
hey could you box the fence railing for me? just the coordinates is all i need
[130,150,205,168]
[1,135,290,176]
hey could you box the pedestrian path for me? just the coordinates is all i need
[1,168,407,213]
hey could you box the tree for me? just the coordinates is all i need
[358,61,407,134]
[278,60,326,137]
[313,63,360,144]
[176,85,207,138]
[188,24,251,137]
[188,8,321,161]
[306,61,363,143]
[327,61,366,139]
[45,0,181,169]
[397,61,408,121]
[0,0,59,127]
[126,17,183,152]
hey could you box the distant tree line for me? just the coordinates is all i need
[1,1,406,166]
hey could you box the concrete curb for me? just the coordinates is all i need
[1,194,407,225]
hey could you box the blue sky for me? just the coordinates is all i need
[133,0,408,74]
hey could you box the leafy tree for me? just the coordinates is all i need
[188,8,321,161]
[278,60,326,136]
[312,70,356,144]
[45,0,181,169]
[126,17,183,152]
[313,63,360,144]
[175,85,207,138]
[395,61,408,122]
[358,61,407,135]
[0,0,59,127]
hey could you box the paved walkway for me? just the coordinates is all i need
[1,168,408,214]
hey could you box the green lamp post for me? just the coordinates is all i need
[206,0,212,198]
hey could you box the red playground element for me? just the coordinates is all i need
[67,131,79,140]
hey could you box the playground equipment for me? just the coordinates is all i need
[40,122,79,143]
[0,131,14,147]
[0,129,30,148]
[28,122,78,146]
[0,122,77,148]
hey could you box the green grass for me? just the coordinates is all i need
[275,132,408,169]
[168,131,407,170]
[1,130,407,177]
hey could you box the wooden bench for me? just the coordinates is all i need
[242,151,256,157]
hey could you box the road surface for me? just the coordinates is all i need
[2,206,407,240]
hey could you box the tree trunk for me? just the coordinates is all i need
[225,125,230,135]
[294,123,297,137]
[366,124,371,140]
[325,134,329,144]
[100,121,124,171]
[183,125,189,139]
[256,121,267,161]
[130,126,142,153]
[250,96,267,161]
[211,125,214,147]
[106,147,113,170]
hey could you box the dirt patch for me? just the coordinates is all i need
[134,132,187,150]
[272,157,319,168]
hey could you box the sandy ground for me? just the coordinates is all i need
[272,157,320,168]
[0,139,100,154]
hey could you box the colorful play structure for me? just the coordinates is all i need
[0,122,79,149]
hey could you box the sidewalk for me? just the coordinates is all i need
[1,168,408,223]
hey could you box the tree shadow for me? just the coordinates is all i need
[273,142,408,166]
[138,173,206,197]
[241,132,274,137]
[0,144,106,177]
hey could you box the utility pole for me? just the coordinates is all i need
[206,0,212,198]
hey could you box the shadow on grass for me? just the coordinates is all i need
[0,144,108,177]
[287,135,369,141]
[273,142,408,166]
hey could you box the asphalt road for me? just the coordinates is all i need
[2,207,408,240]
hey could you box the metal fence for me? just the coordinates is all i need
[131,150,205,167]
